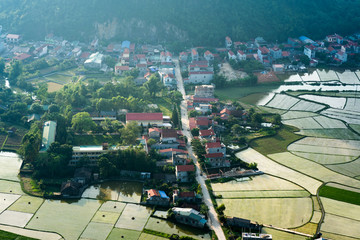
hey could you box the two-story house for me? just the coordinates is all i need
[204,50,214,61]
[205,142,226,155]
[146,189,170,206]
[304,45,316,59]
[175,165,195,182]
[172,208,207,228]
[191,48,199,61]
[237,50,246,61]
[270,47,282,60]
[225,36,232,49]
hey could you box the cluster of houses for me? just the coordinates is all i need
[223,32,360,72]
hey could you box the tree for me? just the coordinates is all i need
[191,128,199,137]
[144,74,161,98]
[299,55,310,66]
[8,60,22,82]
[231,124,242,135]
[71,112,96,133]
[0,58,5,75]
[120,121,141,145]
[30,103,43,114]
[272,114,282,125]
[251,113,263,126]
[48,104,60,113]
[172,106,179,128]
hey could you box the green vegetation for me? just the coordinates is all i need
[249,125,303,155]
[1,1,360,46]
[319,185,360,205]
[0,230,38,240]
[215,84,280,101]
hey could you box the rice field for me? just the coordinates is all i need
[8,195,44,214]
[281,111,318,120]
[316,69,340,82]
[0,152,23,182]
[298,129,360,140]
[0,193,21,213]
[268,152,360,189]
[321,214,360,239]
[214,190,309,199]
[79,222,113,240]
[47,82,63,93]
[325,159,360,177]
[326,183,360,193]
[322,108,360,125]
[211,175,303,192]
[265,94,300,110]
[321,197,360,221]
[114,204,151,231]
[138,233,168,240]
[217,197,313,228]
[283,117,323,129]
[0,210,33,227]
[26,199,101,240]
[45,73,73,84]
[91,211,122,225]
[344,98,360,112]
[145,217,211,240]
[337,70,360,85]
[107,228,141,240]
[289,100,326,112]
[236,149,322,194]
[284,74,303,83]
[300,71,321,82]
[313,115,347,128]
[299,94,346,109]
[310,211,322,223]
[0,180,24,195]
[322,231,360,240]
[261,227,308,240]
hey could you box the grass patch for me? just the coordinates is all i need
[215,84,280,101]
[143,229,171,238]
[0,230,38,240]
[249,125,303,155]
[240,92,270,105]
[72,134,121,146]
[152,97,173,117]
[20,177,43,197]
[319,185,360,205]
[139,232,168,240]
[47,82,63,93]
[291,222,318,235]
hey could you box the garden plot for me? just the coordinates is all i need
[261,227,308,240]
[299,94,346,109]
[281,111,318,120]
[26,199,101,240]
[325,159,360,177]
[79,222,113,240]
[236,149,322,194]
[145,217,211,240]
[300,71,321,82]
[115,204,151,231]
[321,197,360,221]
[337,70,360,85]
[0,180,23,194]
[322,108,360,124]
[0,210,33,227]
[0,193,21,213]
[211,174,303,192]
[321,214,360,239]
[284,74,303,83]
[344,98,360,112]
[217,198,312,228]
[283,117,323,129]
[265,94,300,110]
[268,152,360,189]
[8,195,44,214]
[289,100,326,112]
[107,228,141,240]
[317,69,340,82]
[0,152,23,181]
[298,129,360,140]
[214,190,309,199]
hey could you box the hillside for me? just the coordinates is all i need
[0,0,359,46]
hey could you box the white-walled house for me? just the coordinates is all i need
[270,47,282,59]
[228,50,236,60]
[237,50,246,61]
[304,45,316,59]
[225,36,232,49]
[186,71,214,84]
[191,49,199,61]
[204,50,214,61]
[205,142,226,155]
[335,51,347,63]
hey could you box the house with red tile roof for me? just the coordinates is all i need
[204,152,230,167]
[191,48,199,61]
[204,50,214,61]
[126,113,163,126]
[228,50,236,60]
[115,65,130,75]
[257,46,270,63]
[205,142,226,155]
[173,189,199,204]
[159,148,188,158]
[149,128,161,138]
[176,165,195,182]
[179,52,188,62]
[199,129,216,141]
[237,50,246,61]
[225,36,232,49]
[6,34,21,43]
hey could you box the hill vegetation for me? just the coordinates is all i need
[0,0,359,46]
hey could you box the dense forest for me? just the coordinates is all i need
[0,0,359,46]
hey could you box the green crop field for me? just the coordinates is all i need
[26,199,101,240]
[8,195,44,214]
[319,186,360,205]
[310,211,322,223]
[281,111,318,120]
[262,227,308,240]
[268,152,360,189]
[145,217,211,240]
[321,197,360,221]
[215,84,280,101]
[249,125,303,155]
[79,222,113,240]
[217,197,313,228]
[107,228,141,240]
[326,159,360,177]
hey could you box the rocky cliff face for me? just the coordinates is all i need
[95,17,189,42]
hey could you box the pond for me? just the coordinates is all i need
[82,180,143,203]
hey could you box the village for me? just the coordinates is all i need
[0,22,360,240]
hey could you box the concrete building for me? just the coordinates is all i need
[126,113,163,126]
[194,85,215,98]
[172,208,207,228]
[6,34,21,43]
[84,52,104,69]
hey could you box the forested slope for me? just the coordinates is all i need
[0,0,359,46]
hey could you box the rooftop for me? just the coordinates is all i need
[126,113,163,121]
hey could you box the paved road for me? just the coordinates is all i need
[174,59,226,240]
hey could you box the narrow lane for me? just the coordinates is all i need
[174,59,226,240]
